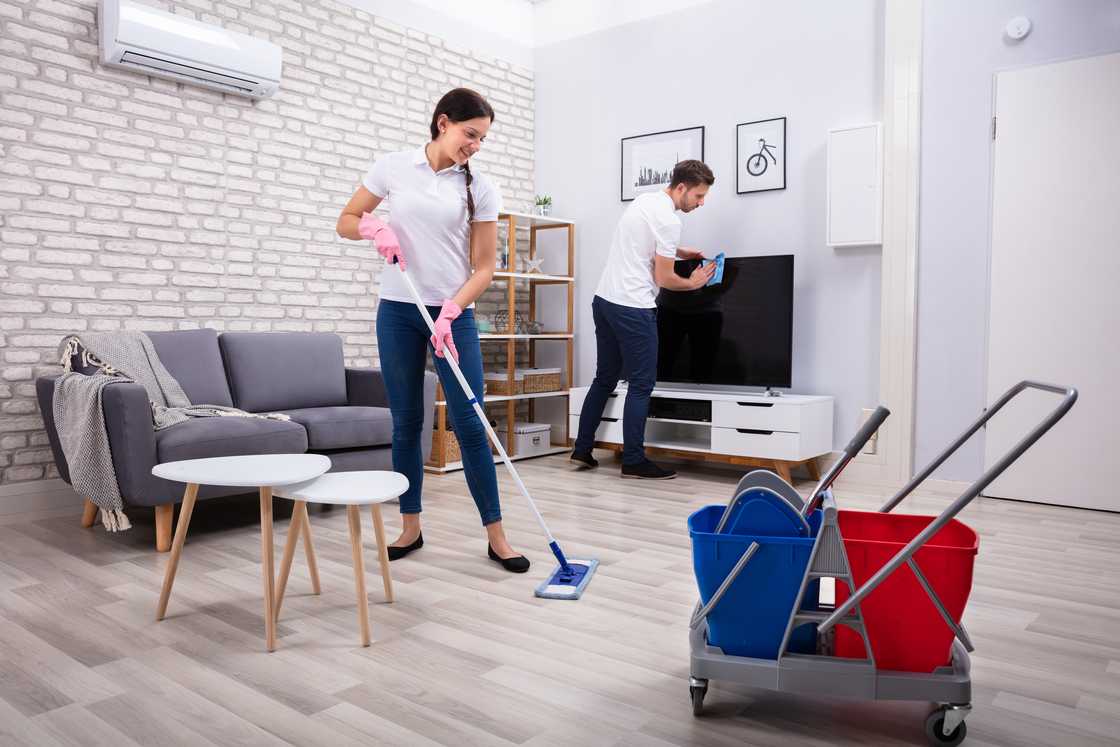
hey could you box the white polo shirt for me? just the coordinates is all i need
[595,191,682,308]
[363,146,502,306]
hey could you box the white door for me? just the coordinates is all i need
[983,52,1120,511]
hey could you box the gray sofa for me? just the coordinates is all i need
[35,329,435,550]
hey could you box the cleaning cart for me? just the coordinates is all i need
[688,381,1077,746]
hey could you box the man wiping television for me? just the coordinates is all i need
[570,160,716,479]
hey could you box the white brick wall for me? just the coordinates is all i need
[0,0,535,484]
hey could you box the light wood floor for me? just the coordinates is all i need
[0,454,1117,746]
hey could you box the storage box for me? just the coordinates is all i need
[520,367,561,393]
[495,422,553,457]
[484,371,524,395]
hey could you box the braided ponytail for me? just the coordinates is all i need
[463,161,475,223]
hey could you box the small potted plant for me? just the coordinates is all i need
[534,194,552,216]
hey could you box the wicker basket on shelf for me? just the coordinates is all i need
[521,368,562,393]
[430,426,461,465]
[484,371,524,395]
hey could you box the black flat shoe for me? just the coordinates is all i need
[387,532,423,561]
[488,544,530,573]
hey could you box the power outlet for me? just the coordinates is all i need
[860,408,880,455]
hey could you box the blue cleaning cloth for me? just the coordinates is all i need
[702,252,725,287]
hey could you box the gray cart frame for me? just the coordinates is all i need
[689,381,1077,746]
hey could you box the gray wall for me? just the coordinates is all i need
[914,0,1120,480]
[535,0,884,448]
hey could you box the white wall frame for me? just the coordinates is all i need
[839,0,922,489]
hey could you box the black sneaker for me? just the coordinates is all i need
[570,450,599,469]
[621,460,677,480]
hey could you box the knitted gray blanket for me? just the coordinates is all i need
[54,333,289,531]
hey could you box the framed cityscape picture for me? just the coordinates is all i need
[736,117,786,194]
[620,126,705,202]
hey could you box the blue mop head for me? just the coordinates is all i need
[534,540,599,600]
[535,558,600,600]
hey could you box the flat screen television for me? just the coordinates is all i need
[655,254,794,389]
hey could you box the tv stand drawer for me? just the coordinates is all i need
[712,400,801,432]
[568,414,623,443]
[569,389,625,420]
[711,427,802,461]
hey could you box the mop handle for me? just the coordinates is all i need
[394,264,564,556]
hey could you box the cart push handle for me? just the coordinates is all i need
[817,380,1078,636]
[801,405,891,517]
[879,380,1077,514]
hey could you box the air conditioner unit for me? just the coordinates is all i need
[99,0,282,99]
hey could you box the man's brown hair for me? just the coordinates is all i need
[669,159,715,188]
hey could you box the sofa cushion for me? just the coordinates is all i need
[320,446,393,472]
[219,332,348,413]
[279,406,393,451]
[156,416,308,464]
[147,329,234,408]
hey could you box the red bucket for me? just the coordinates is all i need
[834,510,979,672]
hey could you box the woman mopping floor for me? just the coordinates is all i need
[335,88,598,598]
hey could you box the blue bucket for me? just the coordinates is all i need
[689,504,821,659]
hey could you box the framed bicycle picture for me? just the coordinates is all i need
[620,126,705,202]
[736,117,786,194]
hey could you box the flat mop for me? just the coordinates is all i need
[395,263,598,600]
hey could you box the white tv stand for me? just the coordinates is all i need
[568,385,834,482]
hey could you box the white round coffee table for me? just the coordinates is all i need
[151,453,331,652]
[273,470,409,647]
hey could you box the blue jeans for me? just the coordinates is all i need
[375,300,502,525]
[574,295,658,465]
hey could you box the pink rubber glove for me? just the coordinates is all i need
[358,212,405,270]
[430,300,462,363]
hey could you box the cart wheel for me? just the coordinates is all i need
[924,709,967,746]
[690,685,706,716]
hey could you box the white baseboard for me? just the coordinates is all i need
[812,451,900,490]
[813,454,971,498]
[0,478,83,515]
[920,478,972,497]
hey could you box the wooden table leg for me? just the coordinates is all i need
[274,500,305,622]
[260,486,277,652]
[156,483,199,621]
[299,504,321,595]
[805,457,822,481]
[274,501,320,622]
[370,503,394,603]
[347,505,371,647]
